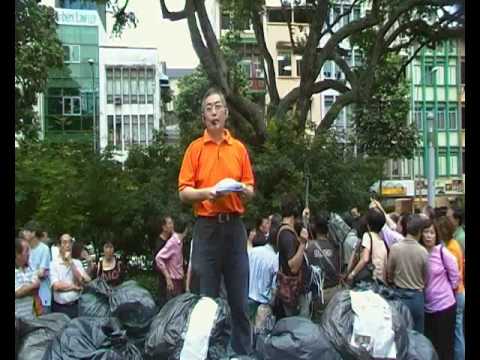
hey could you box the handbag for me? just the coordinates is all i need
[275,224,305,308]
[352,231,375,285]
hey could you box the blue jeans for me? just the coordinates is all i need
[395,288,425,334]
[454,292,465,360]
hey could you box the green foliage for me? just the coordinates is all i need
[243,116,384,225]
[353,54,420,159]
[15,0,64,137]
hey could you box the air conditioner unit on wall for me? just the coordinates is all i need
[114,96,122,105]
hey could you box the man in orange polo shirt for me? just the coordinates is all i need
[178,87,255,356]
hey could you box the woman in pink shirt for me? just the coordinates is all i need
[420,219,460,360]
[155,218,186,300]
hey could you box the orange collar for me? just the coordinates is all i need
[202,129,233,145]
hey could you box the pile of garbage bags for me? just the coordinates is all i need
[43,317,143,360]
[14,278,439,360]
[144,293,231,360]
[16,313,70,360]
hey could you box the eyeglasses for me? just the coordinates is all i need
[204,103,225,113]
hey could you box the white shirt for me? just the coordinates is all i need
[15,266,39,319]
[248,244,278,304]
[50,259,86,304]
[51,245,61,263]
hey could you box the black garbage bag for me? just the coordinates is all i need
[406,330,439,360]
[320,289,410,360]
[16,313,70,360]
[145,293,231,360]
[42,317,142,360]
[78,278,112,318]
[110,280,157,331]
[389,300,414,331]
[257,316,342,360]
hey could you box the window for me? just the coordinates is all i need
[324,95,335,116]
[438,153,447,176]
[414,109,422,130]
[107,115,114,146]
[392,160,400,177]
[448,110,457,130]
[132,115,139,144]
[139,68,146,104]
[115,115,122,149]
[323,60,333,78]
[437,106,446,130]
[462,148,465,174]
[353,6,361,20]
[461,104,465,130]
[449,66,456,85]
[106,68,113,104]
[296,56,303,77]
[123,115,131,149]
[122,68,130,104]
[114,68,121,98]
[461,58,465,85]
[139,115,147,145]
[147,115,154,143]
[63,96,81,116]
[57,0,96,10]
[424,65,434,85]
[221,11,232,30]
[267,9,291,23]
[147,68,155,104]
[416,152,424,176]
[345,50,352,66]
[130,68,138,104]
[63,45,80,63]
[277,52,292,76]
[353,51,362,67]
[450,152,459,175]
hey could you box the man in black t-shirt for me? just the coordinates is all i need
[276,194,311,318]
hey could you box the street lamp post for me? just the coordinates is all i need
[427,111,435,207]
[88,58,96,152]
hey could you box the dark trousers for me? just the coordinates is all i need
[52,300,78,319]
[191,216,252,355]
[395,288,425,334]
[425,303,456,360]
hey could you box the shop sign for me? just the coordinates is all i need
[56,9,98,27]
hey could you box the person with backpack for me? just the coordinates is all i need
[387,215,429,333]
[306,213,341,319]
[276,193,311,318]
[420,218,459,360]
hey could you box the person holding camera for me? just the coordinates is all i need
[50,233,91,318]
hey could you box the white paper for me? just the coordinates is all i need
[214,178,244,194]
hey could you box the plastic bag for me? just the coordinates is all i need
[258,316,342,360]
[320,289,410,360]
[110,280,157,332]
[16,313,70,360]
[145,293,231,360]
[406,330,439,360]
[42,317,142,360]
[78,279,112,318]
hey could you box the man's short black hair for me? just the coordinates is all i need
[313,214,329,236]
[366,208,386,233]
[451,207,464,226]
[406,215,426,237]
[280,193,300,218]
[23,220,43,238]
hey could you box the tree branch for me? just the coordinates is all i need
[159,0,187,21]
[316,92,356,133]
[276,79,350,119]
[251,7,280,105]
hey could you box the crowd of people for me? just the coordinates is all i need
[15,87,466,360]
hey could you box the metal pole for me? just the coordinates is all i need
[427,112,435,207]
[92,66,96,152]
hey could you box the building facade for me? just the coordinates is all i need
[383,39,465,203]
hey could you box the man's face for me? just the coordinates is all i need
[60,234,73,255]
[446,208,458,228]
[351,208,360,218]
[202,94,227,132]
